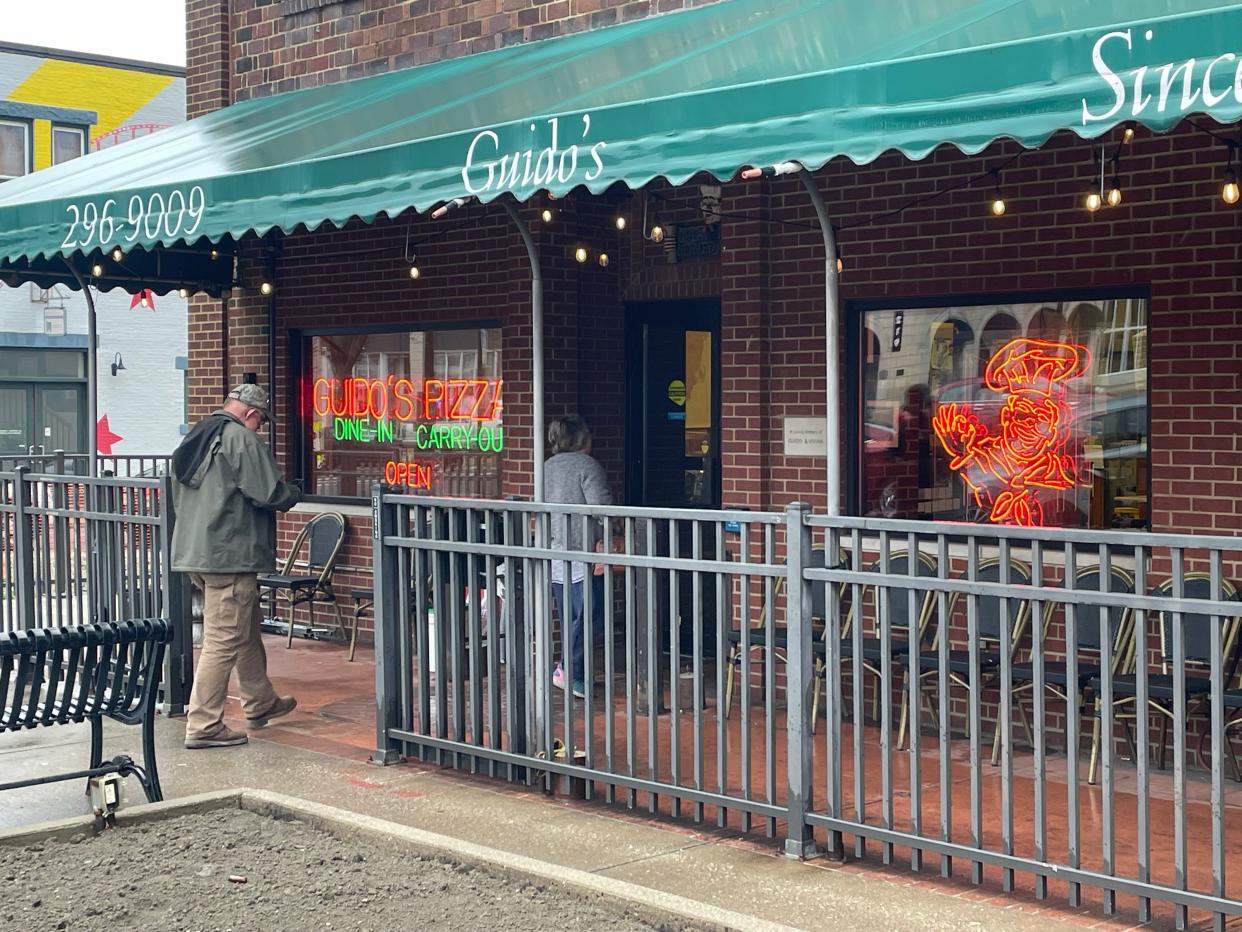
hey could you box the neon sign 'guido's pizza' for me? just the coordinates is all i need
[311,378,502,422]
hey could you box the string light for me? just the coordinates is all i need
[211,249,220,259]
[614,215,627,231]
[110,246,124,262]
[574,246,589,263]
[179,287,190,298]
[541,206,555,223]
[1123,122,1135,142]
[260,282,274,296]
[91,263,103,277]
[1084,191,1103,212]
[597,252,609,268]
[1106,177,1123,208]
[408,264,421,279]
[988,169,1006,216]
[1223,142,1240,205]
[642,194,665,243]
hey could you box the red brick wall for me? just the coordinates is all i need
[183,3,1242,670]
[226,0,725,102]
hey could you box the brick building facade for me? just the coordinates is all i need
[179,0,1241,621]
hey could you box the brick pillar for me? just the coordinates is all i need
[720,182,770,511]
[186,0,231,118]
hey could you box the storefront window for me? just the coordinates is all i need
[305,327,503,499]
[859,297,1148,529]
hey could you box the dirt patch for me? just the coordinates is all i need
[0,808,702,932]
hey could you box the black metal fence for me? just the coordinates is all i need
[0,467,191,713]
[371,488,1242,929]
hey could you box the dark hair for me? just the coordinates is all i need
[547,415,591,454]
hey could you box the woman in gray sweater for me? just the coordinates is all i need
[545,415,612,698]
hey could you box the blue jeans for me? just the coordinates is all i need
[552,576,605,681]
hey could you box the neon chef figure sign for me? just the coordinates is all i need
[932,338,1091,528]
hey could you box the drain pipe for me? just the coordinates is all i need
[742,163,840,515]
[744,162,841,862]
[499,198,545,761]
[67,262,99,478]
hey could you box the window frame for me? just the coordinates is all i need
[291,319,504,505]
[846,285,1153,528]
[50,124,88,165]
[0,118,32,181]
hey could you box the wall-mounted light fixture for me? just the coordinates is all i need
[110,352,126,377]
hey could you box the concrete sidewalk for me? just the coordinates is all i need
[1,717,1099,931]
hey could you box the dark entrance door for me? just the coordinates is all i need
[0,384,86,459]
[625,300,722,678]
[625,299,721,508]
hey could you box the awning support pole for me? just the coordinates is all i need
[795,171,841,517]
[501,198,545,758]
[67,263,99,478]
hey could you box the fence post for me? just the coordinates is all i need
[784,500,818,859]
[12,467,36,627]
[504,496,528,767]
[371,482,403,764]
[159,474,193,716]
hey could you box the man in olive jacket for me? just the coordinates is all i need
[172,383,302,749]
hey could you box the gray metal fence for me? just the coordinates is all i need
[370,488,1242,928]
[0,467,191,713]
[0,452,172,478]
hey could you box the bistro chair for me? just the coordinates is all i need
[1088,574,1242,785]
[906,557,1039,752]
[1001,565,1136,766]
[828,550,939,735]
[723,574,789,719]
[258,512,348,649]
[1202,690,1242,780]
[724,544,837,719]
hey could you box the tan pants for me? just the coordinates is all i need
[187,572,280,739]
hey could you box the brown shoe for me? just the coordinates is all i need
[247,696,298,729]
[184,726,249,750]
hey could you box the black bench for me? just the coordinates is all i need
[1,619,171,804]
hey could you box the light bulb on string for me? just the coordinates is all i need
[1123,123,1135,143]
[110,246,124,262]
[1085,191,1103,212]
[1224,169,1240,205]
[1106,177,1123,208]
[987,168,1006,216]
[91,264,103,277]
[541,207,555,223]
[179,287,190,298]
[260,282,274,296]
[139,294,149,309]
[574,246,589,263]
[614,215,627,231]
[1223,143,1240,204]
[649,224,665,243]
[597,252,609,268]
[408,264,421,279]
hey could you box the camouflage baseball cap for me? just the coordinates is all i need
[227,383,276,424]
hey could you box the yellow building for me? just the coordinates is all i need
[0,42,183,176]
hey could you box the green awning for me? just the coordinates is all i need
[3,0,1242,281]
